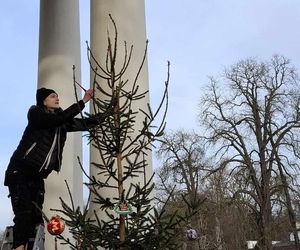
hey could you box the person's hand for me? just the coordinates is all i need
[82,89,94,103]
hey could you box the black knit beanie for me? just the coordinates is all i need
[36,88,56,107]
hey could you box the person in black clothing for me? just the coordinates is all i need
[4,87,96,250]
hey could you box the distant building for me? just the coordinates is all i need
[247,241,257,249]
[273,242,299,250]
[247,222,300,249]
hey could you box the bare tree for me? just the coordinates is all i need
[156,129,258,249]
[199,55,300,250]
[156,130,209,199]
[156,129,226,250]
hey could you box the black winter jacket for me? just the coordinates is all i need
[4,100,96,185]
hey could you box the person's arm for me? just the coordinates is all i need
[28,101,85,128]
[29,89,95,129]
[65,117,99,132]
[65,107,113,132]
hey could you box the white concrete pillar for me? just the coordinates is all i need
[89,0,152,218]
[37,0,82,249]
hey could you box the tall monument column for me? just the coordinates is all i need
[37,0,83,248]
[89,0,152,217]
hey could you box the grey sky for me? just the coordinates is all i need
[1,0,300,230]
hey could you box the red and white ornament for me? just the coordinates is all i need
[47,216,65,235]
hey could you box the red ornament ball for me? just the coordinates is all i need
[47,216,65,235]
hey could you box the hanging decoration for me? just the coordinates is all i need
[114,200,133,216]
[186,228,198,241]
[47,216,65,235]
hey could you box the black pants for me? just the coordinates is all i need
[8,179,45,249]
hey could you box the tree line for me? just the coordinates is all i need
[155,55,300,250]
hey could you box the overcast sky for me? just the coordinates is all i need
[1,0,300,231]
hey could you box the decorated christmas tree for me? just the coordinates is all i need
[50,16,202,250]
